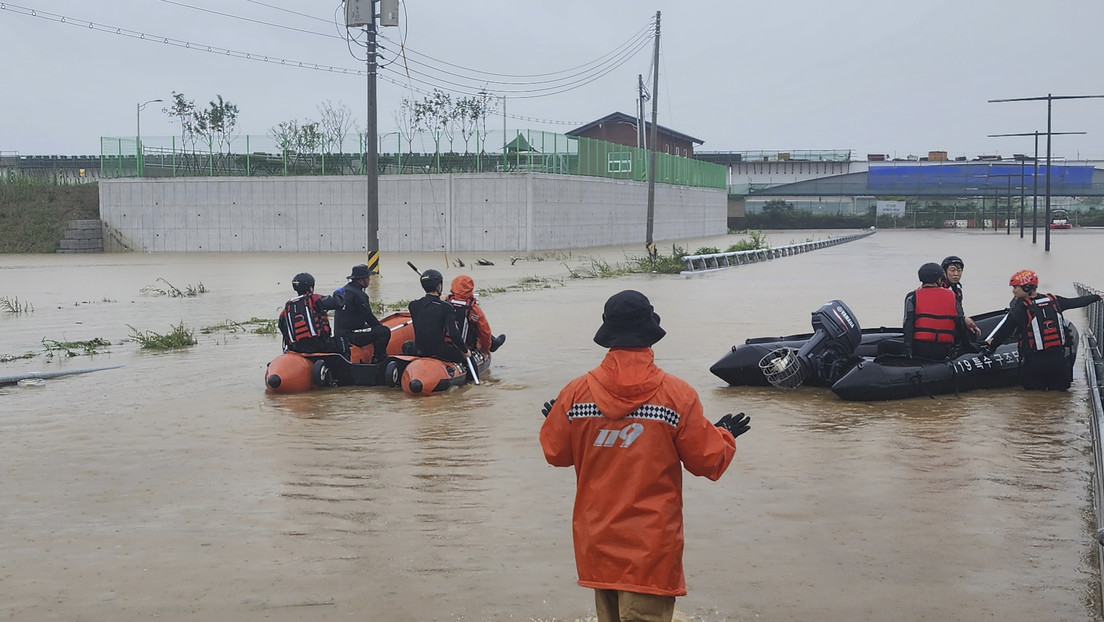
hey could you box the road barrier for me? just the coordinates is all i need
[1074,281,1104,616]
[680,229,876,275]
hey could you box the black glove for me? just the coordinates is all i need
[978,342,992,356]
[541,398,556,418]
[715,413,751,438]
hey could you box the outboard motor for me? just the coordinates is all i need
[759,300,862,389]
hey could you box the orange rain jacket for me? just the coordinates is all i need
[447,275,493,355]
[539,347,737,596]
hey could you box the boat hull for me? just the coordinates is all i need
[387,351,492,396]
[830,323,1078,401]
[264,312,415,393]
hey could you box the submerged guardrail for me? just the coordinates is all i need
[1074,281,1104,616]
[679,229,876,276]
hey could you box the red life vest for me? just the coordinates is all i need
[913,286,958,344]
[446,295,478,350]
[280,293,332,345]
[1021,294,1065,351]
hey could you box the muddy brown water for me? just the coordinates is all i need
[2,228,1103,621]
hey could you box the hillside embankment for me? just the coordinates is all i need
[0,183,98,253]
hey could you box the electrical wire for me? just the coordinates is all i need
[158,0,341,40]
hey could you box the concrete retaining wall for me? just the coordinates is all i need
[99,173,725,252]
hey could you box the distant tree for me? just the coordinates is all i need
[318,100,355,155]
[454,94,492,155]
[164,92,199,171]
[762,199,794,212]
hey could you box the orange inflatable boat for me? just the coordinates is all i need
[383,351,491,396]
[265,312,415,393]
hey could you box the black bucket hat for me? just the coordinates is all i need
[347,264,378,279]
[593,290,666,348]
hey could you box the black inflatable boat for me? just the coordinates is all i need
[709,300,1077,401]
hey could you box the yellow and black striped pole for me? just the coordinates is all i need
[365,250,380,275]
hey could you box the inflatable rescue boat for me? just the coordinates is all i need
[383,351,491,396]
[265,312,415,393]
[265,311,492,395]
[710,300,1075,401]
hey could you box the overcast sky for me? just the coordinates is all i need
[3,0,1104,160]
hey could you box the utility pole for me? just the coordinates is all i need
[347,0,397,271]
[988,93,1104,251]
[988,129,1084,244]
[645,11,660,256]
[637,74,647,150]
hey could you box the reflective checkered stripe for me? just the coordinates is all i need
[567,403,680,428]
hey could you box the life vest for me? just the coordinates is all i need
[942,281,963,305]
[913,287,958,344]
[1021,294,1066,351]
[446,295,478,350]
[281,293,331,345]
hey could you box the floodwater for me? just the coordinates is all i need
[2,228,1103,622]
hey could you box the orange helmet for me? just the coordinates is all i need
[1009,269,1038,287]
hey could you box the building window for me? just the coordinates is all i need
[608,152,632,173]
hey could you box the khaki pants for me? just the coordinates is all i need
[594,589,676,622]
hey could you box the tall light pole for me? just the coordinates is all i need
[988,93,1104,251]
[137,98,162,177]
[988,130,1085,243]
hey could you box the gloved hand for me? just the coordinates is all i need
[977,341,992,356]
[541,398,556,418]
[715,413,751,438]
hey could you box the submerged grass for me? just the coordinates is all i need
[41,337,111,357]
[128,322,198,350]
[141,278,208,298]
[200,317,277,335]
[0,352,38,363]
[0,296,34,314]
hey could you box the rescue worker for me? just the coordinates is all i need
[333,264,391,364]
[277,272,344,354]
[903,262,969,361]
[983,269,1103,390]
[539,289,750,622]
[940,255,981,336]
[446,274,505,358]
[408,269,469,365]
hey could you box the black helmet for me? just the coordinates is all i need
[420,269,443,292]
[918,262,944,284]
[292,272,315,294]
[941,255,964,271]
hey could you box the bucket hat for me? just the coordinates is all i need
[593,290,666,348]
[347,264,378,279]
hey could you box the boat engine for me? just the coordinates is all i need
[759,300,863,389]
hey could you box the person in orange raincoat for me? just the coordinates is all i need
[539,289,750,622]
[446,274,505,357]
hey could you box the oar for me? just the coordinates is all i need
[464,353,481,385]
[407,261,420,274]
[0,365,123,387]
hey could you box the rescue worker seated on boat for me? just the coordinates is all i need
[278,272,345,354]
[982,269,1103,391]
[940,255,981,336]
[333,264,391,364]
[902,262,970,361]
[446,274,506,358]
[408,269,469,365]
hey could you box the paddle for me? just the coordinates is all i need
[407,261,420,274]
[465,353,481,385]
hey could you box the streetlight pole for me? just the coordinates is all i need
[987,129,1084,243]
[988,93,1104,251]
[137,98,162,177]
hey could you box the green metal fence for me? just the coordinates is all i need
[99,129,726,190]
